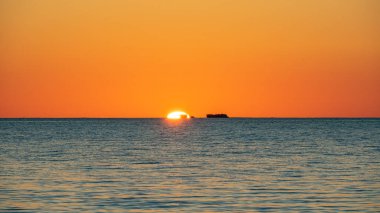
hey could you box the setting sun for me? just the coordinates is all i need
[167,111,190,119]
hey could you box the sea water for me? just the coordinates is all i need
[1,118,379,212]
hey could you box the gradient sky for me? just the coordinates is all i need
[1,0,379,118]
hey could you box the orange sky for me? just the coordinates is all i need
[1,0,379,118]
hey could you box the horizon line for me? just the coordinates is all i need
[1,117,380,119]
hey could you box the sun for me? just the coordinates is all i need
[167,111,190,119]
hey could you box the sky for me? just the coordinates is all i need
[1,0,379,118]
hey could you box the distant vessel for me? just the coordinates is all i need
[206,114,229,118]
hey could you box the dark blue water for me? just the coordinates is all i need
[1,118,379,212]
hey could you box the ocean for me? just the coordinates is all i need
[1,118,379,212]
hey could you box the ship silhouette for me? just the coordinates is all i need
[206,114,229,118]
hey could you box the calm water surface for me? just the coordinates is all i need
[1,118,379,212]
